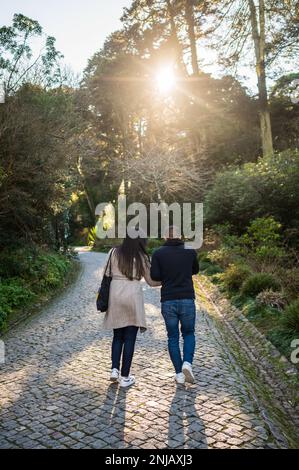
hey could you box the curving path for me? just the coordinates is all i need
[0,249,286,448]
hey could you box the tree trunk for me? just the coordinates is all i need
[248,0,274,157]
[185,0,199,75]
[165,0,188,74]
[76,155,95,223]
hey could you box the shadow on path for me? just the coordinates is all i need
[168,384,207,449]
[96,382,128,448]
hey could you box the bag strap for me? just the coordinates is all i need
[104,248,114,276]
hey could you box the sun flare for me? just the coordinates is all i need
[155,66,176,94]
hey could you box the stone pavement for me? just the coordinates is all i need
[0,250,285,448]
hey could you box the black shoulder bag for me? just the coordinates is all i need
[96,249,114,312]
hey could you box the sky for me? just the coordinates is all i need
[1,0,262,92]
[1,0,132,75]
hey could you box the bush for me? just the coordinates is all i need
[197,250,210,262]
[241,300,282,337]
[266,328,297,359]
[219,263,251,291]
[243,216,282,247]
[281,299,299,333]
[147,238,163,255]
[204,264,223,275]
[0,246,71,285]
[198,259,223,275]
[208,247,234,268]
[34,254,71,289]
[147,238,163,249]
[241,273,280,297]
[0,246,38,278]
[256,289,287,310]
[204,149,299,230]
[0,246,73,331]
[278,268,299,301]
[0,279,36,329]
[87,227,97,247]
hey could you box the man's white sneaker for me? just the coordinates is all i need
[182,362,195,383]
[119,375,135,388]
[110,368,119,382]
[175,372,185,385]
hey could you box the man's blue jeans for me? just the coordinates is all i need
[161,299,196,374]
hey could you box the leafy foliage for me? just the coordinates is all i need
[219,263,251,292]
[0,279,36,329]
[256,289,287,311]
[0,246,73,331]
[205,150,299,231]
[0,14,64,94]
[240,273,280,298]
[281,299,299,334]
[0,84,79,248]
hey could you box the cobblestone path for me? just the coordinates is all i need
[0,250,286,448]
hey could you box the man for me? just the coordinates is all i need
[150,226,199,384]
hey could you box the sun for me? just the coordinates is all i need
[155,66,176,94]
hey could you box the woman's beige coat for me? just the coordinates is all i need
[102,249,160,331]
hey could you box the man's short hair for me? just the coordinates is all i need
[164,225,181,239]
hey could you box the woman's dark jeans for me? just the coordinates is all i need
[111,326,138,377]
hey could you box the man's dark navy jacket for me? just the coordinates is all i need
[150,239,199,302]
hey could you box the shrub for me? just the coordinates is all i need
[243,216,282,247]
[253,245,286,265]
[147,239,163,249]
[0,247,71,285]
[219,263,251,291]
[198,259,223,275]
[198,260,212,272]
[241,273,280,297]
[239,217,287,270]
[278,268,299,301]
[266,328,296,359]
[147,239,163,255]
[197,250,210,262]
[256,289,287,310]
[34,254,71,290]
[0,246,38,278]
[204,264,223,275]
[0,246,73,332]
[208,247,234,269]
[87,227,97,247]
[281,299,299,333]
[204,149,299,230]
[241,300,282,337]
[0,279,36,329]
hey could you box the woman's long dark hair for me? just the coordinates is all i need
[116,236,149,280]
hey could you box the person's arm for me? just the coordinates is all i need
[150,251,162,281]
[192,251,199,275]
[142,256,161,287]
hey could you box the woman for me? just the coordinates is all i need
[102,236,160,388]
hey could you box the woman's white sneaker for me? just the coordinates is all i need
[175,372,185,384]
[119,375,135,388]
[182,362,195,383]
[110,368,119,382]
